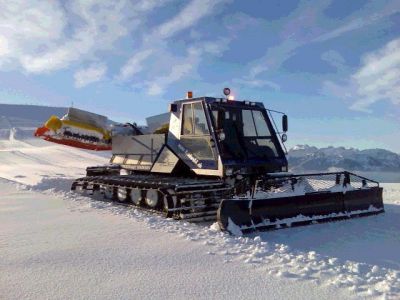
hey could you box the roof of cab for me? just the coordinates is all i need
[172,96,265,109]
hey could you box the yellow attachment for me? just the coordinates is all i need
[45,116,62,132]
[44,115,111,140]
[62,119,111,140]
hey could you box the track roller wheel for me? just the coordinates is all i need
[130,188,142,206]
[160,190,175,218]
[117,187,128,202]
[103,186,114,199]
[74,184,84,193]
[144,189,161,208]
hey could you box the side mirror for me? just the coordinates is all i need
[282,115,288,132]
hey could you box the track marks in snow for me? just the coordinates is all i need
[16,180,400,299]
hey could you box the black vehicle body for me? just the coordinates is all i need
[72,96,384,234]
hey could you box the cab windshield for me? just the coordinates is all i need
[212,106,280,160]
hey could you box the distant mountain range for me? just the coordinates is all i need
[288,145,400,172]
[288,145,400,182]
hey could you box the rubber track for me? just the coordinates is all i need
[71,174,232,221]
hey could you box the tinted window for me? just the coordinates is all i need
[180,138,214,160]
[182,104,193,135]
[193,102,209,135]
[253,110,271,136]
[257,139,278,156]
[212,110,219,128]
[242,109,256,137]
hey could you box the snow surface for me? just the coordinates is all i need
[1,117,400,298]
[2,180,362,300]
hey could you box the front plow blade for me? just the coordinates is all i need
[217,172,384,234]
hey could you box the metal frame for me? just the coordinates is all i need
[168,98,224,177]
[218,170,384,234]
[265,171,380,188]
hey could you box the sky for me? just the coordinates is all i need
[0,0,399,152]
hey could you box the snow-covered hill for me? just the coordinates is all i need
[288,145,400,182]
[0,103,67,140]
[0,103,67,124]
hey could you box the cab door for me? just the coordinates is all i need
[178,101,219,172]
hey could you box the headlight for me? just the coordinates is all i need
[219,132,225,141]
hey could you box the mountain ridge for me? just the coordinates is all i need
[288,144,400,173]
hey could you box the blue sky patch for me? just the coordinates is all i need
[0,0,399,152]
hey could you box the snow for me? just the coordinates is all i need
[1,143,399,299]
[1,110,400,299]
[2,180,358,300]
[227,218,243,236]
[0,138,109,185]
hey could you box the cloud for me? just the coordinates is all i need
[147,62,193,96]
[74,63,107,88]
[322,38,400,113]
[202,39,230,57]
[118,49,154,81]
[134,0,175,12]
[238,29,301,90]
[321,50,346,71]
[315,2,400,42]
[249,40,300,79]
[0,1,66,69]
[144,40,229,96]
[350,38,400,111]
[0,35,10,56]
[0,0,167,74]
[153,0,229,40]
[238,0,400,91]
[237,0,331,89]
[315,18,364,42]
[234,78,280,91]
[118,0,231,93]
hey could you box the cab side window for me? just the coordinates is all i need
[193,102,209,135]
[180,101,216,166]
[182,104,194,135]
[182,102,209,135]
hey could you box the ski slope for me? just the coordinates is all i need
[1,134,400,299]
